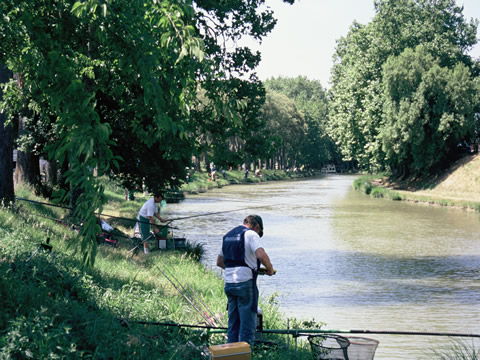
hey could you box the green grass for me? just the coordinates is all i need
[426,339,480,360]
[354,174,480,210]
[180,169,314,194]
[1,184,318,359]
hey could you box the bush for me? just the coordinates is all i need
[389,191,403,201]
[370,187,386,198]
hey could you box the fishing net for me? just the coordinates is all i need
[308,335,379,360]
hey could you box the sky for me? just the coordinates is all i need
[243,0,480,88]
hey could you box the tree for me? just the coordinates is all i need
[264,76,336,169]
[328,0,479,172]
[381,45,478,175]
[0,64,14,204]
[259,91,305,169]
[0,0,295,264]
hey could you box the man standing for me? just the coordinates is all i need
[216,215,274,344]
[137,192,166,254]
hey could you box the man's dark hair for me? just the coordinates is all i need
[244,215,263,231]
[153,191,163,199]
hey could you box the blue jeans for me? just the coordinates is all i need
[225,279,257,344]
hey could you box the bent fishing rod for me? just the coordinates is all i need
[16,197,287,225]
[147,257,228,339]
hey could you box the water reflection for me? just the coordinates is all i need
[166,175,480,359]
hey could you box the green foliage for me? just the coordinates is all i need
[381,45,478,175]
[328,0,479,173]
[1,183,320,359]
[370,187,386,198]
[427,338,480,360]
[260,91,305,168]
[0,0,295,264]
[353,176,375,194]
[264,76,338,169]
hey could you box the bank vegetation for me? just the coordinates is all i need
[0,184,321,359]
[354,153,480,212]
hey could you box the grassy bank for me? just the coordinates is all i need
[0,185,318,359]
[180,168,314,195]
[354,154,480,212]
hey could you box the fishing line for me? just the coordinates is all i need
[158,260,227,329]
[125,319,226,330]
[157,260,223,331]
[15,197,285,225]
[148,257,221,331]
[185,197,265,204]
[166,202,289,222]
[15,197,167,227]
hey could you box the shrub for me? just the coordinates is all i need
[370,187,386,198]
[389,191,403,201]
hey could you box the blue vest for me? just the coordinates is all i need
[222,225,249,268]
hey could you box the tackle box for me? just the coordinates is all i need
[157,237,186,249]
[209,342,251,360]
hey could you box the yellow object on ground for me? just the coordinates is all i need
[209,342,251,360]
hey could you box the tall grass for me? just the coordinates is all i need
[1,185,318,359]
[426,339,480,360]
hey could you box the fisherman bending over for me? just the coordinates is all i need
[216,215,274,345]
[138,192,166,254]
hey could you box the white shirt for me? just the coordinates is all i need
[138,197,159,218]
[219,228,262,283]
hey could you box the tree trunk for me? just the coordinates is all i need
[45,160,58,185]
[0,64,14,203]
[14,113,41,188]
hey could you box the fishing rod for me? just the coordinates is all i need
[166,202,289,222]
[15,197,170,227]
[16,197,284,225]
[156,260,227,329]
[124,319,226,330]
[148,257,225,334]
[260,328,480,338]
[114,319,480,340]
[157,259,226,332]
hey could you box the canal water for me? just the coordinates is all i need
[166,175,480,359]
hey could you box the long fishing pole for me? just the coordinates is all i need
[128,320,226,330]
[159,260,227,329]
[166,202,289,222]
[114,320,480,340]
[261,328,480,338]
[156,259,225,332]
[16,197,285,225]
[149,258,212,325]
[148,257,223,333]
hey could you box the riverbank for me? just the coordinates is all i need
[180,168,315,195]
[0,184,315,359]
[354,153,480,212]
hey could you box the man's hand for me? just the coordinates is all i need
[255,248,274,276]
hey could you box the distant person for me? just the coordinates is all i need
[211,164,217,181]
[222,168,227,179]
[244,169,249,179]
[217,215,274,345]
[137,192,166,254]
